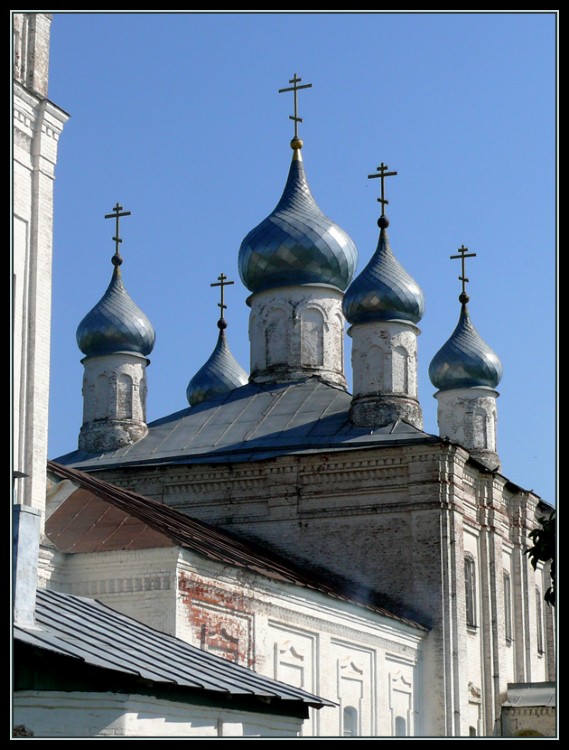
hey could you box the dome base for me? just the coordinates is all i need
[251,366,347,390]
[349,394,423,430]
[79,419,148,454]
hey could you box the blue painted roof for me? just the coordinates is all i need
[15,588,332,706]
[429,304,503,391]
[55,378,439,470]
[186,326,248,407]
[343,226,424,325]
[76,265,155,358]
[238,150,357,293]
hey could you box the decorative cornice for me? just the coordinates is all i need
[67,570,173,598]
[266,608,422,655]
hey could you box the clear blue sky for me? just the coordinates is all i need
[45,12,557,505]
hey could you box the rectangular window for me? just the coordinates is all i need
[536,587,544,655]
[504,573,513,642]
[465,556,477,628]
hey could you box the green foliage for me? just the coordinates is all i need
[526,510,556,607]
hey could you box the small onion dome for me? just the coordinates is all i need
[76,262,155,357]
[238,148,357,294]
[429,303,503,391]
[343,219,424,325]
[186,321,248,407]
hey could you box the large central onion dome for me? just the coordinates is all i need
[238,145,357,294]
[76,255,156,358]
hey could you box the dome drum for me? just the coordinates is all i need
[349,393,424,431]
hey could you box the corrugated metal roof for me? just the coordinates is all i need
[15,588,334,707]
[47,460,429,632]
[55,378,440,471]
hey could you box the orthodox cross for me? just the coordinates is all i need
[104,202,131,260]
[278,73,312,140]
[211,273,234,321]
[368,162,397,215]
[450,244,477,298]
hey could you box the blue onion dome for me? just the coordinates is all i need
[429,298,503,391]
[342,216,425,325]
[186,319,248,407]
[238,141,358,293]
[76,254,156,358]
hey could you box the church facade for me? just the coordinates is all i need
[53,83,554,736]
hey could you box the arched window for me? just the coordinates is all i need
[392,345,409,393]
[395,716,407,737]
[472,407,488,448]
[469,726,477,736]
[301,307,324,367]
[504,573,513,643]
[117,373,133,419]
[465,556,477,628]
[367,343,384,391]
[343,706,358,737]
[94,373,109,420]
[266,309,289,366]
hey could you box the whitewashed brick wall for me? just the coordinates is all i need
[13,13,68,521]
[57,548,179,637]
[13,691,303,737]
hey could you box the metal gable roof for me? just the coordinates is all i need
[15,588,333,707]
[55,378,439,471]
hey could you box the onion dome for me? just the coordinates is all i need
[238,144,357,294]
[76,253,155,358]
[429,296,503,391]
[186,319,248,407]
[343,215,424,325]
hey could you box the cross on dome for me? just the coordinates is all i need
[278,73,312,147]
[210,272,234,328]
[104,202,131,265]
[368,163,397,228]
[450,244,477,304]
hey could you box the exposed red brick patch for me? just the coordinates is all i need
[179,572,255,668]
